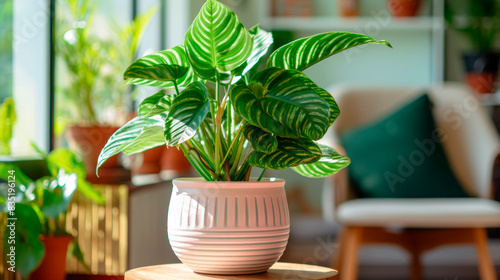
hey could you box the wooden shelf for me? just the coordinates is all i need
[260,16,443,32]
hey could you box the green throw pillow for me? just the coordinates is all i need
[340,94,469,198]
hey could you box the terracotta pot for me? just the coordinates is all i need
[132,146,165,175]
[387,0,421,17]
[168,178,289,275]
[338,0,359,17]
[66,125,130,184]
[161,147,191,174]
[463,52,500,94]
[30,235,72,280]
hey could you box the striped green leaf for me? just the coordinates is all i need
[124,45,198,88]
[231,25,273,83]
[230,68,330,140]
[292,145,351,178]
[138,91,174,117]
[164,81,210,146]
[184,0,253,79]
[97,114,166,174]
[242,123,277,153]
[267,32,392,71]
[248,138,322,170]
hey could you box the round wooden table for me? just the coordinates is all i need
[125,262,338,280]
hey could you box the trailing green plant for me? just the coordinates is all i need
[97,0,392,181]
[55,0,156,126]
[445,0,500,51]
[0,146,104,278]
[0,97,15,155]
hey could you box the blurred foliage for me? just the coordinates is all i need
[445,0,500,51]
[0,145,103,278]
[55,0,156,128]
[0,0,13,103]
[0,97,16,155]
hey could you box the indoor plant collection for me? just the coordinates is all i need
[56,0,156,183]
[445,0,500,94]
[97,0,391,274]
[0,146,103,280]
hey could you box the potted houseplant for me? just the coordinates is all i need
[56,0,156,183]
[445,0,500,94]
[0,146,103,280]
[97,0,391,274]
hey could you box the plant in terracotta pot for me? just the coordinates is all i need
[445,0,500,94]
[387,0,422,17]
[56,0,156,183]
[0,146,103,280]
[97,0,391,274]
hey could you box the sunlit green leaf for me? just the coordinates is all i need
[242,123,277,153]
[164,81,210,146]
[138,91,174,117]
[248,138,321,169]
[292,145,350,177]
[231,25,273,83]
[97,114,166,174]
[185,0,253,79]
[125,45,198,88]
[230,68,330,140]
[267,32,392,71]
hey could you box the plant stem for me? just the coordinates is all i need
[257,169,266,181]
[214,73,222,180]
[217,125,243,174]
[173,80,180,95]
[180,143,213,181]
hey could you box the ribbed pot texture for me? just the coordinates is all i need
[167,178,290,275]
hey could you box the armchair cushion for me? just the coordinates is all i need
[340,94,470,198]
[337,198,500,228]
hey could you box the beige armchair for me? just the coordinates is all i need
[328,84,500,280]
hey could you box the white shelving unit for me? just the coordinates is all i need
[255,0,445,88]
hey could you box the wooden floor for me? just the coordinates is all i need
[280,235,500,280]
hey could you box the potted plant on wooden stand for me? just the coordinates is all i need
[56,0,156,183]
[97,0,391,274]
[0,147,103,280]
[445,0,500,94]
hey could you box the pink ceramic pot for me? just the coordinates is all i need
[167,178,290,275]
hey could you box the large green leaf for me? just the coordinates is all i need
[292,145,351,178]
[138,91,174,117]
[231,25,273,83]
[164,81,210,146]
[0,163,34,187]
[184,0,253,79]
[41,172,77,218]
[46,148,104,204]
[248,138,322,170]
[3,203,44,278]
[267,32,392,71]
[242,123,277,154]
[124,45,198,88]
[97,114,167,174]
[230,68,330,140]
[0,97,16,155]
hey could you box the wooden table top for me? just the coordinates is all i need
[125,262,338,280]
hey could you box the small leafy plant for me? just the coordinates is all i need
[445,0,500,51]
[97,0,391,181]
[0,97,15,155]
[0,146,103,278]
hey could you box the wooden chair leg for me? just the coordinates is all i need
[331,229,346,271]
[473,228,498,280]
[340,226,362,280]
[410,248,422,280]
